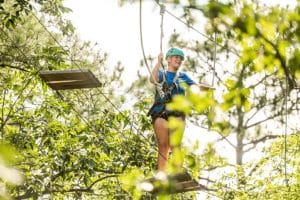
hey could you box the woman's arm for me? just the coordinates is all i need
[150,52,163,84]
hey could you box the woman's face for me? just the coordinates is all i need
[167,55,183,70]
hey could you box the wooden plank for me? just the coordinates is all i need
[140,171,202,194]
[39,69,101,90]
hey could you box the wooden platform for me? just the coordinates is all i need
[140,172,203,194]
[39,69,101,90]
[172,179,203,193]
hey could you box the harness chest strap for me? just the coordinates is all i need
[147,72,180,116]
[156,71,180,99]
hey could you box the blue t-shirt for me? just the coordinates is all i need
[152,70,195,114]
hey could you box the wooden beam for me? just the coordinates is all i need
[39,69,101,90]
[141,171,203,194]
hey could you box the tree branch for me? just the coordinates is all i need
[15,175,118,199]
[0,63,29,72]
[244,95,284,128]
[243,134,281,153]
[257,31,297,90]
[215,133,236,149]
[198,176,233,190]
[203,163,235,171]
[0,76,36,132]
[244,112,282,129]
[87,174,118,189]
[244,134,281,146]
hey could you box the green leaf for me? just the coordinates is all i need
[168,117,184,147]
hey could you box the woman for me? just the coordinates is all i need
[148,47,210,171]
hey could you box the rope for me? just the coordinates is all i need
[159,3,166,71]
[139,0,160,86]
[158,3,168,86]
[159,3,165,53]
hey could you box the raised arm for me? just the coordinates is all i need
[150,52,163,84]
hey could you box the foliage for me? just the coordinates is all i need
[0,0,72,30]
[0,143,23,199]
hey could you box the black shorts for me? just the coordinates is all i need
[151,111,185,124]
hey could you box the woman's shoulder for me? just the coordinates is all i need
[178,71,189,77]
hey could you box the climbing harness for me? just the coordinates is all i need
[147,71,181,117]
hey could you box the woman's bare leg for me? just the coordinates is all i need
[153,117,170,171]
